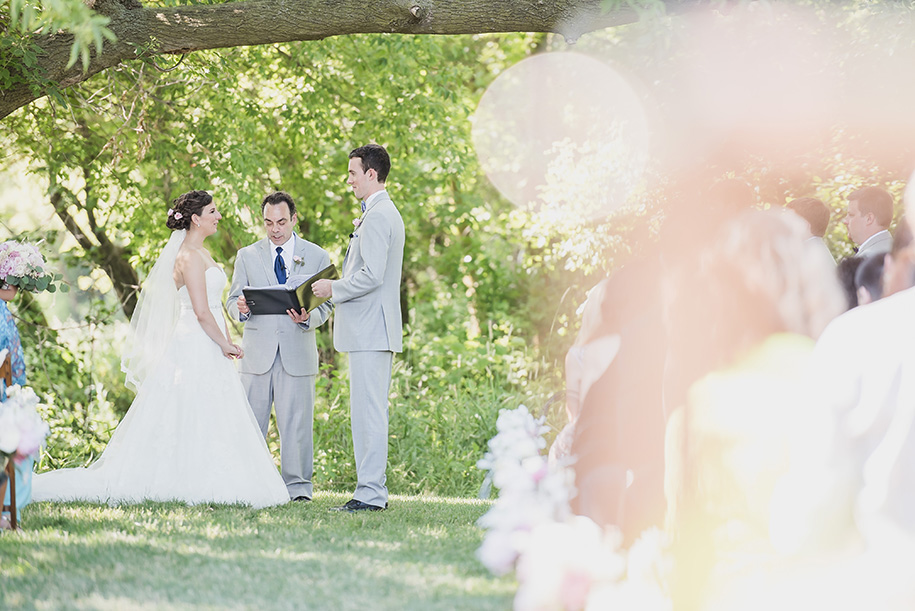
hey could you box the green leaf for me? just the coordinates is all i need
[9,0,22,28]
[66,42,80,70]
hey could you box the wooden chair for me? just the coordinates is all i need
[0,348,17,530]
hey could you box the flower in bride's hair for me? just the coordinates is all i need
[167,208,174,216]
[174,212,183,220]
[353,218,362,228]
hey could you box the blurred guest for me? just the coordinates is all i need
[570,256,667,543]
[787,197,835,264]
[882,216,915,298]
[836,256,865,310]
[761,212,915,610]
[661,179,758,419]
[844,186,894,257]
[570,179,757,545]
[854,254,885,305]
[0,284,29,530]
[663,209,845,610]
[549,278,619,465]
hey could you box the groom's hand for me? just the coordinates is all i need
[287,307,310,324]
[312,278,332,298]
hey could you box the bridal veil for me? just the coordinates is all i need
[120,229,186,392]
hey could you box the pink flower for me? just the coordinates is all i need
[353,218,362,228]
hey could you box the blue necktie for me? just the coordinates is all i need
[361,200,366,212]
[274,246,287,284]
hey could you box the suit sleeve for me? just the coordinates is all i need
[302,249,334,330]
[331,214,392,304]
[226,249,250,322]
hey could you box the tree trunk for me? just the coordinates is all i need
[49,189,141,318]
[0,0,689,120]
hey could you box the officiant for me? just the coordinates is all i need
[227,191,334,502]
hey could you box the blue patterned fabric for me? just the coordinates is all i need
[1,298,30,513]
[0,300,26,401]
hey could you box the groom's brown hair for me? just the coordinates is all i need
[350,144,390,184]
[261,191,297,218]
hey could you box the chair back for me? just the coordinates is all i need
[0,347,11,388]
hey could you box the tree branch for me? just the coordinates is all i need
[50,186,141,318]
[0,0,693,120]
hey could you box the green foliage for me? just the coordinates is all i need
[18,297,126,471]
[3,269,65,293]
[4,0,116,70]
[3,494,515,609]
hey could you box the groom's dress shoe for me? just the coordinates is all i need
[291,495,311,503]
[330,499,387,513]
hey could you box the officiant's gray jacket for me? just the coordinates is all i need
[226,235,333,376]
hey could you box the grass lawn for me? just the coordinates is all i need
[0,491,515,610]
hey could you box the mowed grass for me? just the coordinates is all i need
[0,492,515,610]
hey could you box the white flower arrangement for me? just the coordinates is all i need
[0,385,51,464]
[477,405,672,610]
[0,240,65,293]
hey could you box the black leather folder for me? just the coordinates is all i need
[242,264,338,316]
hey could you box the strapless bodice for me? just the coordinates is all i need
[178,266,227,311]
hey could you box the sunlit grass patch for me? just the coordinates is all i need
[1,492,515,610]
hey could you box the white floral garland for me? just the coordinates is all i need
[0,385,51,463]
[477,405,672,610]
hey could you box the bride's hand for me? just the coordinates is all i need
[223,343,244,359]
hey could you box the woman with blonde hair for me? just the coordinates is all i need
[664,208,845,609]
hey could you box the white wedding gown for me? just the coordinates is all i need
[32,267,289,508]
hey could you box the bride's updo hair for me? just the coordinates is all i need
[166,190,212,231]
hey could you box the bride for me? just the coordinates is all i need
[32,191,289,508]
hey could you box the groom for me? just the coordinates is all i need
[313,143,404,512]
[227,191,333,502]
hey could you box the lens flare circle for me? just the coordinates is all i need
[472,52,650,223]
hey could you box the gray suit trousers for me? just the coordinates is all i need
[240,351,314,499]
[349,350,393,507]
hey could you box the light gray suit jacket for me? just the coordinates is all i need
[332,192,405,353]
[227,235,333,376]
[856,230,893,258]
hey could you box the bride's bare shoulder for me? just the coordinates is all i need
[175,246,210,269]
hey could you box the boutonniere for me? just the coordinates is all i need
[292,255,304,265]
[350,217,363,239]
